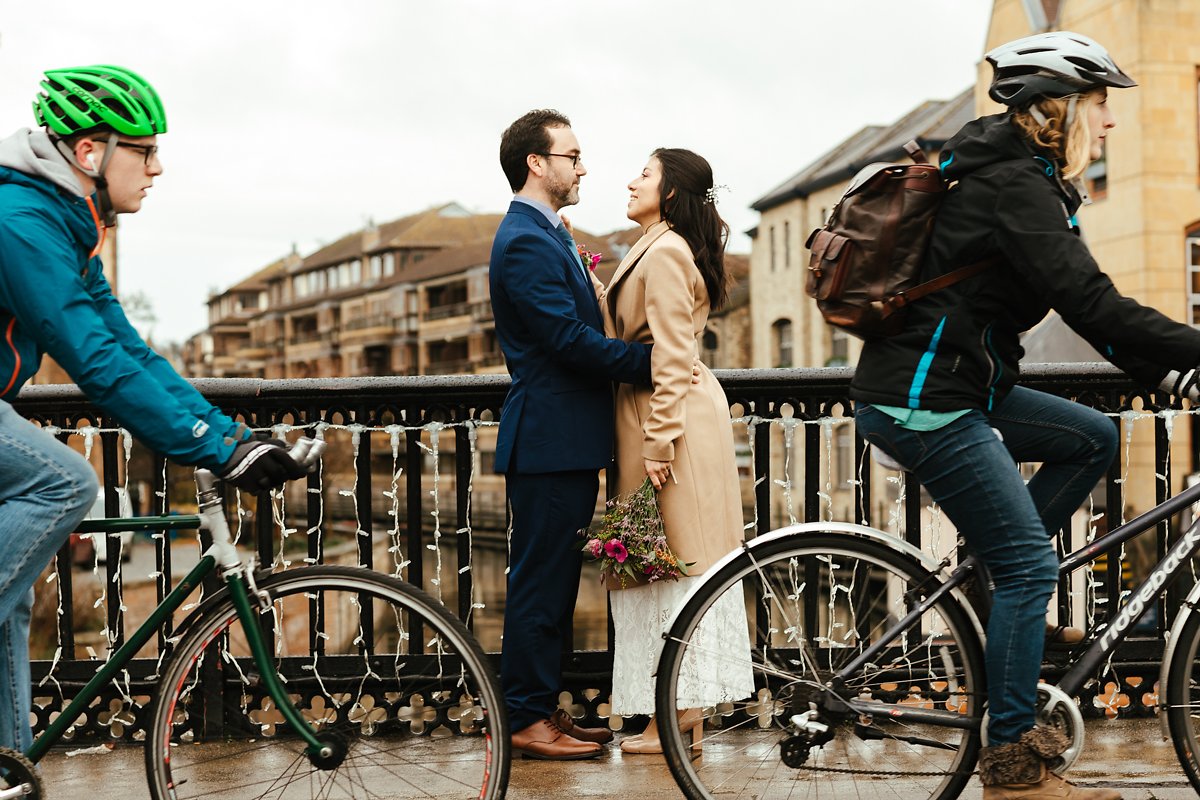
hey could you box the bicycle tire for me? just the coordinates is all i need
[656,531,985,800]
[144,565,509,800]
[1164,604,1200,792]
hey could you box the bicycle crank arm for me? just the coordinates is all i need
[854,721,959,751]
[0,783,32,799]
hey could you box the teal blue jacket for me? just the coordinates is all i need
[0,129,244,470]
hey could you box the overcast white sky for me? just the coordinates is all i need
[0,1,993,344]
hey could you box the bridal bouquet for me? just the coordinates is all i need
[581,478,691,588]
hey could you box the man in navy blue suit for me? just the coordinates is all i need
[490,109,652,760]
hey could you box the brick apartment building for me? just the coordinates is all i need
[184,202,749,379]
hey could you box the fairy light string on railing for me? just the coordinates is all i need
[31,403,1194,723]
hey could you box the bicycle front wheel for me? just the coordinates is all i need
[145,565,508,800]
[656,531,985,800]
[1164,603,1200,793]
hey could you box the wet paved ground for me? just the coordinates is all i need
[31,716,1199,798]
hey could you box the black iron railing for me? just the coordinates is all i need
[11,363,1193,740]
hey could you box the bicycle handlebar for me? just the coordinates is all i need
[194,436,325,497]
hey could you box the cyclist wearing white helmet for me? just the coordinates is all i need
[0,66,307,753]
[853,31,1200,800]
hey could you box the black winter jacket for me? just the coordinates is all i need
[851,113,1200,411]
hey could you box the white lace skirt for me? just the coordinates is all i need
[609,575,755,715]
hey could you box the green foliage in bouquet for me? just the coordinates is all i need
[580,478,691,588]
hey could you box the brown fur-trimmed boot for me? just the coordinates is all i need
[977,727,1122,799]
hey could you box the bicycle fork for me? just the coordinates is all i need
[194,462,343,768]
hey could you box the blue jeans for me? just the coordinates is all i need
[854,386,1116,744]
[0,401,98,752]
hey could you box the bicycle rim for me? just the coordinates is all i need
[145,565,509,800]
[1165,607,1200,792]
[656,533,984,800]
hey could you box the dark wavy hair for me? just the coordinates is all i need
[499,109,571,192]
[652,148,730,310]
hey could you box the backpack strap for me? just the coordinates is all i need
[881,255,1002,317]
[903,140,929,165]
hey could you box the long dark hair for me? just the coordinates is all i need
[653,148,730,310]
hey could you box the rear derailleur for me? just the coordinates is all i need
[779,708,836,768]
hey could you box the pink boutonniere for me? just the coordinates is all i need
[577,244,602,272]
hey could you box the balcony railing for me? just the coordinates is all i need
[423,357,473,375]
[342,313,394,332]
[423,300,471,321]
[12,363,1188,742]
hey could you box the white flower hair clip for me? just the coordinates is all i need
[703,184,730,205]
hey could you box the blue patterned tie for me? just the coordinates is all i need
[553,224,586,277]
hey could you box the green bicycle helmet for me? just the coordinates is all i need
[34,65,167,137]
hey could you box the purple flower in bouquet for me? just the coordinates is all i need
[604,540,628,563]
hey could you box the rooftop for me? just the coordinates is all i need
[751,87,975,212]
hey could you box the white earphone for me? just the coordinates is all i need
[86,153,97,170]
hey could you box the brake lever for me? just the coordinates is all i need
[286,437,327,471]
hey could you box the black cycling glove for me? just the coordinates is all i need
[1161,368,1200,402]
[218,439,308,492]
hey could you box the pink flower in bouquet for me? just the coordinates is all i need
[604,539,628,563]
[586,538,603,558]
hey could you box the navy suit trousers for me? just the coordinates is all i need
[501,469,599,731]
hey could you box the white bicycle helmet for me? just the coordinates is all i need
[986,31,1136,107]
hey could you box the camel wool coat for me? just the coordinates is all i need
[601,220,744,582]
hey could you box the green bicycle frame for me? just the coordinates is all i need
[26,515,327,762]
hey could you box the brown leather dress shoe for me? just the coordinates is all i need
[551,708,614,744]
[511,719,602,760]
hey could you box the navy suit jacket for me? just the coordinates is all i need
[489,201,651,474]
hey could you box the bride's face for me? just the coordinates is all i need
[627,157,663,227]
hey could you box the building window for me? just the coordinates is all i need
[769,226,777,273]
[701,328,719,366]
[827,328,849,366]
[1086,153,1108,201]
[784,221,791,269]
[1187,224,1200,325]
[772,318,793,367]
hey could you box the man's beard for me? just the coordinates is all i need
[547,173,579,208]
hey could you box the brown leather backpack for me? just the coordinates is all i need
[805,140,996,340]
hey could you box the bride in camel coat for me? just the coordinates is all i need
[600,148,753,755]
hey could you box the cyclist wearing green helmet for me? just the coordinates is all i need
[33,65,168,226]
[0,66,306,752]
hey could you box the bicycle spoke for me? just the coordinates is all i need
[146,568,508,800]
[657,535,982,800]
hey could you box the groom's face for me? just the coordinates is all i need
[543,126,585,209]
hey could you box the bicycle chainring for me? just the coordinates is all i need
[0,748,41,799]
[1034,683,1085,772]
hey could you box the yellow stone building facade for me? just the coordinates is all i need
[749,0,1200,524]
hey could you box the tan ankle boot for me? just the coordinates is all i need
[978,728,1121,800]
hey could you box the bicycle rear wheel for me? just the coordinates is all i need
[145,565,508,800]
[656,531,985,800]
